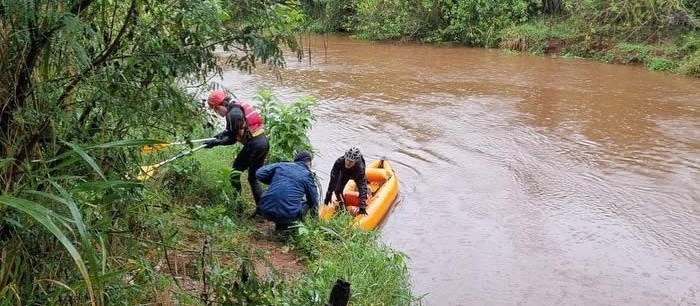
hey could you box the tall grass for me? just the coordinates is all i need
[288,217,419,305]
[0,139,152,305]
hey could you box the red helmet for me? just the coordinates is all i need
[207,90,226,108]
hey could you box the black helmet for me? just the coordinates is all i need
[294,151,313,162]
[344,147,362,162]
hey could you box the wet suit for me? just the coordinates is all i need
[206,103,269,211]
[324,155,368,211]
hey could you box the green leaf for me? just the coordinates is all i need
[89,138,166,149]
[0,196,96,305]
[62,141,105,180]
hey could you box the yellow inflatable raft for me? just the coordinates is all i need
[319,159,399,230]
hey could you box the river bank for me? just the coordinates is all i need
[300,1,700,77]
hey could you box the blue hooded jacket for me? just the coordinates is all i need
[256,161,319,223]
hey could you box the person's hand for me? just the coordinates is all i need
[204,139,217,149]
[214,131,226,139]
[323,192,332,205]
[358,206,367,215]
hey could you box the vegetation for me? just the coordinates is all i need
[300,0,700,77]
[256,90,317,164]
[1,0,415,305]
[290,218,415,305]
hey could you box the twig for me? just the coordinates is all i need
[157,230,182,289]
[200,235,211,305]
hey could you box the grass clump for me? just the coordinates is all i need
[286,217,419,305]
[499,18,579,55]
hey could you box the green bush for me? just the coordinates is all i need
[678,50,700,76]
[300,0,358,33]
[352,0,412,40]
[499,18,577,54]
[646,56,678,71]
[256,90,317,163]
[437,0,535,46]
[563,0,691,40]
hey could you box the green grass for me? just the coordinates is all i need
[496,17,700,77]
[499,18,579,55]
[285,217,418,305]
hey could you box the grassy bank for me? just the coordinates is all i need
[130,136,417,305]
[499,17,700,76]
[0,91,417,305]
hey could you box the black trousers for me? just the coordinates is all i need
[273,202,313,231]
[231,134,269,208]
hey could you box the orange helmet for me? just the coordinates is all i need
[207,90,227,108]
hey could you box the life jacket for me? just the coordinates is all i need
[233,101,264,141]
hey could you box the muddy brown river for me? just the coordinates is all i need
[216,35,700,306]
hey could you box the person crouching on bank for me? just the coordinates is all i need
[256,151,319,231]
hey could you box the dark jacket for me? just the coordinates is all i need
[209,103,246,146]
[326,155,368,208]
[256,161,319,223]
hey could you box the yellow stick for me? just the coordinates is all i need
[136,145,207,180]
[140,138,214,154]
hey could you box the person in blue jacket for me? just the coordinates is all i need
[256,151,319,231]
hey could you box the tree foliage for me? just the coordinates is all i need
[304,0,698,45]
[0,0,306,304]
[0,0,304,188]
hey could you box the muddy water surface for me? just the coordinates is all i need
[216,35,700,306]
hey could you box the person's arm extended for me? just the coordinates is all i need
[204,112,240,148]
[205,131,235,147]
[355,168,369,210]
[324,159,342,204]
[305,173,320,214]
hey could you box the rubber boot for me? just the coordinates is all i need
[325,278,350,306]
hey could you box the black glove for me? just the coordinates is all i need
[358,206,367,215]
[214,131,227,139]
[323,192,332,205]
[204,139,218,148]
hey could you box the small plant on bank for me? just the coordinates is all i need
[256,90,318,163]
[678,51,700,76]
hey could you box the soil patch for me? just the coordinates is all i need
[250,220,305,281]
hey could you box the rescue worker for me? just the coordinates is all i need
[256,151,319,231]
[323,147,368,215]
[204,90,269,217]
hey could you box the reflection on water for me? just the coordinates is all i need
[217,35,700,306]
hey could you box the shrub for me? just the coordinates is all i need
[678,50,700,76]
[256,90,317,163]
[437,0,534,47]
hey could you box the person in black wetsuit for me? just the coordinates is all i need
[204,90,269,217]
[323,147,368,215]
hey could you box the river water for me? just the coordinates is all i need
[216,35,700,306]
